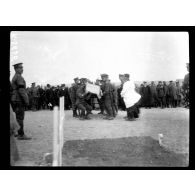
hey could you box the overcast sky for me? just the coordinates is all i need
[10,31,189,87]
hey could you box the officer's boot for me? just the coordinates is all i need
[17,120,31,140]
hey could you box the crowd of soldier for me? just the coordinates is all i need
[25,83,72,111]
[136,80,186,109]
[23,79,188,114]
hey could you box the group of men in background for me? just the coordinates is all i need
[137,80,185,109]
[19,74,189,115]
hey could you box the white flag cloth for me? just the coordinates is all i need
[121,80,141,108]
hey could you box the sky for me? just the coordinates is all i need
[10,31,189,87]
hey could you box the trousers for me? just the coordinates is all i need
[12,102,25,136]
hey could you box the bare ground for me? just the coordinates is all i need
[13,107,189,167]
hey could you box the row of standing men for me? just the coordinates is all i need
[23,78,188,115]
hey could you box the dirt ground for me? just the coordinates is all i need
[13,107,189,167]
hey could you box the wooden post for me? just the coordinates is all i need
[52,106,59,166]
[52,97,65,166]
[59,97,64,166]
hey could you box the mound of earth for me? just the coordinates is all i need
[62,136,188,167]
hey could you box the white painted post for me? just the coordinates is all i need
[58,97,64,166]
[52,97,65,166]
[53,106,59,166]
[59,97,64,149]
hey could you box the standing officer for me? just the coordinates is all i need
[11,63,31,140]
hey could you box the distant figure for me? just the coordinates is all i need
[156,81,165,109]
[182,63,189,108]
[163,81,169,108]
[176,81,182,107]
[140,82,152,109]
[168,81,177,108]
[30,82,39,111]
[150,81,159,108]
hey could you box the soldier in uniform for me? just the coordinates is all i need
[140,82,152,108]
[75,78,92,120]
[150,81,159,108]
[69,77,80,117]
[11,63,31,140]
[156,81,165,109]
[37,85,45,110]
[168,81,177,108]
[176,81,182,107]
[30,82,39,111]
[183,63,189,108]
[65,86,71,110]
[101,74,115,120]
[118,74,126,111]
[163,81,169,108]
[58,84,70,110]
[96,79,106,115]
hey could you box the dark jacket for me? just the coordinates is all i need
[11,73,29,105]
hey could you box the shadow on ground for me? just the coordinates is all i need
[62,136,188,167]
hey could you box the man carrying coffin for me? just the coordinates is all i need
[76,78,92,120]
[101,74,116,120]
[121,73,141,121]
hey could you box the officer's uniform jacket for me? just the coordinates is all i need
[11,73,29,105]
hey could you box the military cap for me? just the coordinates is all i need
[61,84,65,87]
[101,74,109,78]
[124,74,130,79]
[31,82,35,85]
[74,77,79,81]
[169,80,173,82]
[143,81,147,83]
[13,62,23,69]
